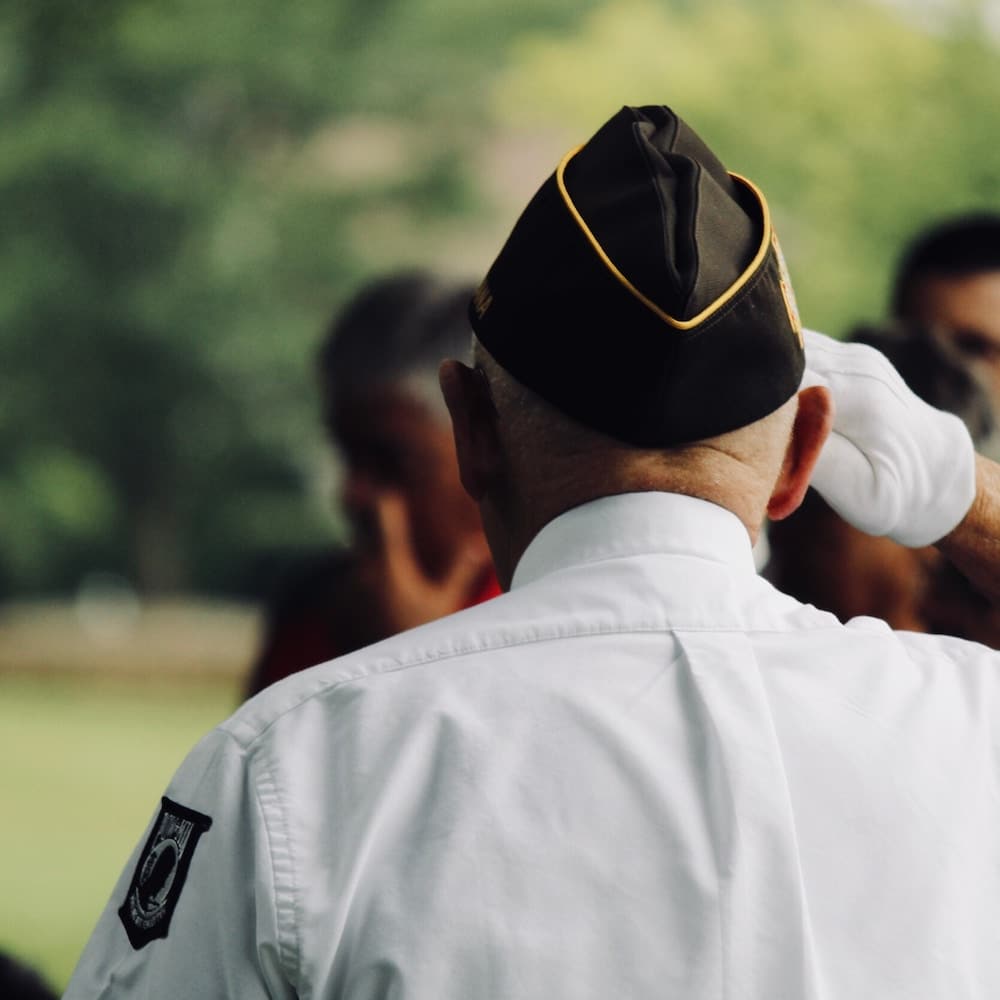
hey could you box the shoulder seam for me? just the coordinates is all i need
[228,619,851,749]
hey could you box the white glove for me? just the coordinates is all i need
[803,328,976,547]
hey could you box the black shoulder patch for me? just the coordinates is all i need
[118,796,213,950]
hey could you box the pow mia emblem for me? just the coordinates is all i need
[118,797,212,949]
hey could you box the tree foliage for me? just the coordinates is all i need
[0,0,596,596]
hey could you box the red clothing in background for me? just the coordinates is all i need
[245,553,500,698]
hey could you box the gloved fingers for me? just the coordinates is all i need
[805,329,912,407]
[810,431,902,537]
[802,325,976,547]
[799,366,828,392]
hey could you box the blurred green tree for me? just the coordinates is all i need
[0,0,597,597]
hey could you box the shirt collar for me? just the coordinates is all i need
[510,491,757,590]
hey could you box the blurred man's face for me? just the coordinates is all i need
[909,270,1000,401]
[331,385,483,580]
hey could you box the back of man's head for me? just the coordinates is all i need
[474,335,798,521]
[458,106,824,549]
[468,105,806,452]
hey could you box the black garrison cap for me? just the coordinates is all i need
[469,105,805,447]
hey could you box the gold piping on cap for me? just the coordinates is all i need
[555,144,774,331]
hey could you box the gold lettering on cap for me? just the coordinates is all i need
[473,279,493,319]
[771,232,803,347]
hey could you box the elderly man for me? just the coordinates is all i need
[66,105,1000,998]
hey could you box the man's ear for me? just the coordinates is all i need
[439,360,503,502]
[767,385,834,521]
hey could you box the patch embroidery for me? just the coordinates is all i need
[118,796,213,950]
[472,279,493,319]
[771,231,803,346]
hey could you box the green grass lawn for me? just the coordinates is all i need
[0,672,239,992]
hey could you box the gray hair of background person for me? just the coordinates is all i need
[317,271,475,425]
[891,212,1000,319]
[848,321,995,445]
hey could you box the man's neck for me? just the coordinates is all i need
[484,454,770,591]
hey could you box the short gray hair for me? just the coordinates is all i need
[320,271,474,424]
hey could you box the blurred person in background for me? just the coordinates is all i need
[767,321,998,636]
[0,951,58,1000]
[892,212,1000,408]
[245,272,499,697]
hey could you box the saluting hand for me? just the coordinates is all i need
[802,328,977,547]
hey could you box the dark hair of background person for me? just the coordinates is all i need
[0,951,59,1000]
[891,212,1000,319]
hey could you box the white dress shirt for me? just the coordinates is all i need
[65,492,1000,999]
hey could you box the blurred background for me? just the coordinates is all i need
[1,0,998,990]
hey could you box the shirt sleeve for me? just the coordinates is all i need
[63,726,297,999]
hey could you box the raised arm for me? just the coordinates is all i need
[936,454,1000,605]
[801,329,1000,594]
